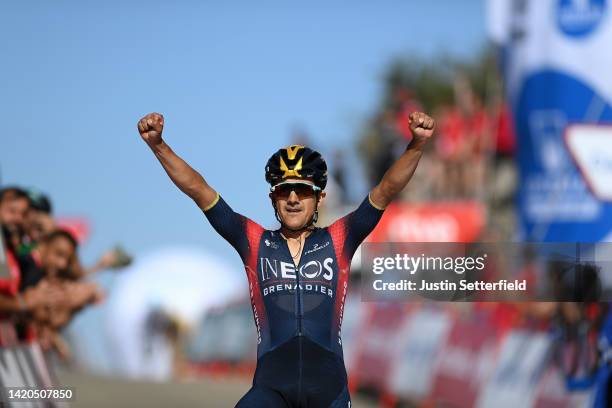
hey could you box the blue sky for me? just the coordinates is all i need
[1,0,487,267]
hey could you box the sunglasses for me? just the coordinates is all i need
[270,182,321,200]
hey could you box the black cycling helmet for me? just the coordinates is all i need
[265,145,328,189]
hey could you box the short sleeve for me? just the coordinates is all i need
[203,194,263,262]
[327,193,385,260]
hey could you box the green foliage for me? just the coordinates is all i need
[380,46,500,112]
[357,46,502,188]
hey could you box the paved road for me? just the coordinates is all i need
[58,370,379,408]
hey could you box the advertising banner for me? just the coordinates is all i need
[491,0,612,241]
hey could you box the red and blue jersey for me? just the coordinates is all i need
[204,194,384,361]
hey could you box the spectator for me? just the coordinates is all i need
[435,76,492,198]
[23,189,55,253]
[1,185,106,362]
[393,86,423,142]
[19,229,78,291]
[1,187,34,316]
[19,229,104,357]
[489,96,517,207]
[358,111,403,188]
[0,187,31,254]
[331,149,349,206]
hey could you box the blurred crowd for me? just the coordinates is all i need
[2,57,609,405]
[359,76,515,207]
[176,67,612,406]
[0,186,127,360]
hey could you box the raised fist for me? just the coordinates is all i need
[137,112,165,147]
[408,111,435,145]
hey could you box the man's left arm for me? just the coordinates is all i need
[369,111,435,209]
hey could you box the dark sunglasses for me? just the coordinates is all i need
[270,182,321,200]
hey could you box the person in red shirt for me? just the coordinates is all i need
[393,87,424,142]
[0,188,62,329]
[435,77,492,198]
[1,187,30,304]
[0,187,30,258]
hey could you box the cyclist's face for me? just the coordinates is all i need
[271,179,325,229]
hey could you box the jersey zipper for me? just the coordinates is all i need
[291,234,306,404]
[298,334,303,403]
[284,230,315,405]
[295,258,304,336]
[295,243,306,404]
[287,232,309,337]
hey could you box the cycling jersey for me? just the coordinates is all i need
[204,194,384,408]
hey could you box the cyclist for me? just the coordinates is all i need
[137,111,434,407]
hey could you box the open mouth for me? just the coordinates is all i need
[286,208,302,214]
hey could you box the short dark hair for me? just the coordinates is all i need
[0,186,31,206]
[41,229,78,250]
[27,190,53,214]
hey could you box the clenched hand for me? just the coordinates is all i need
[408,111,435,146]
[137,112,165,147]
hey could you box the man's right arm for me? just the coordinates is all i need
[137,112,218,211]
[138,112,262,261]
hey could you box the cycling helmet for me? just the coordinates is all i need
[265,145,328,190]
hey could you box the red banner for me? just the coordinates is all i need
[367,201,486,243]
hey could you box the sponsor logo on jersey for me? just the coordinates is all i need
[259,257,334,282]
[264,239,279,249]
[304,241,330,255]
[263,282,334,297]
